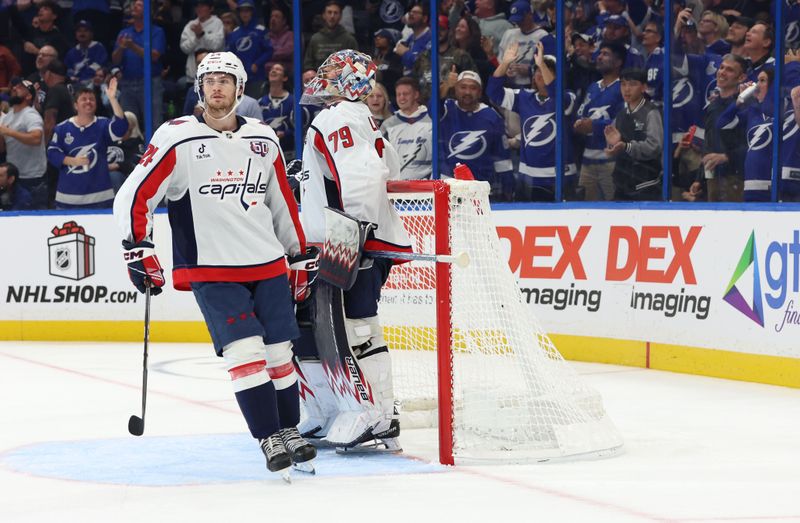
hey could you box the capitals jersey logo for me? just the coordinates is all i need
[748,123,773,151]
[198,158,267,210]
[67,144,98,174]
[448,130,488,160]
[523,113,557,147]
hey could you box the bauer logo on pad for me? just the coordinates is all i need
[47,221,96,281]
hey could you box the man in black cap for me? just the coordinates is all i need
[603,68,663,200]
[725,16,754,57]
[41,59,75,207]
[65,20,109,86]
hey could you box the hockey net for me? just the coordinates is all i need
[381,179,623,464]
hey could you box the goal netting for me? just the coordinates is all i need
[380,179,623,464]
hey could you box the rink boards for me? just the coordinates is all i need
[1,207,798,389]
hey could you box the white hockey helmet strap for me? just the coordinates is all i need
[195,51,247,117]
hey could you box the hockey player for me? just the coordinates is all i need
[297,49,413,450]
[46,78,127,209]
[113,52,317,477]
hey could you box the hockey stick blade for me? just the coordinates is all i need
[128,415,144,436]
[366,249,470,268]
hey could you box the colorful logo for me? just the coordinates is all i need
[723,231,764,326]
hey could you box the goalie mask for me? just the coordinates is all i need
[300,49,377,106]
[195,51,247,119]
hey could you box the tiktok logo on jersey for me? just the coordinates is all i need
[748,123,773,151]
[198,159,267,210]
[447,130,487,160]
[193,142,212,161]
[523,113,557,147]
[67,145,98,174]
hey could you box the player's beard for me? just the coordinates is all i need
[205,95,236,119]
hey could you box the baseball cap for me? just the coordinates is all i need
[45,59,67,77]
[508,0,532,25]
[456,70,482,87]
[10,77,36,98]
[571,32,594,45]
[236,0,255,9]
[196,0,214,6]
[374,28,399,47]
[731,16,755,29]
[75,19,92,31]
[605,14,628,27]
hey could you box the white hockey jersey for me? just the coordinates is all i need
[300,101,412,255]
[113,115,305,291]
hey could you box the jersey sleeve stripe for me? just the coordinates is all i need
[271,148,307,250]
[312,126,345,210]
[130,147,176,243]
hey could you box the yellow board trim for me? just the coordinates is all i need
[2,321,798,389]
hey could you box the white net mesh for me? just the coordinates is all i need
[379,179,623,462]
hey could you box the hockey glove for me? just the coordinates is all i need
[288,246,320,303]
[122,240,165,296]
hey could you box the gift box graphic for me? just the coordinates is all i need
[48,221,95,281]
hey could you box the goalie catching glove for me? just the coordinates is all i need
[122,240,166,295]
[288,246,320,303]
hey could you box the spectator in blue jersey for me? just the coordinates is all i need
[227,0,274,99]
[574,41,625,201]
[47,77,128,208]
[111,0,166,129]
[0,162,33,211]
[717,69,774,202]
[782,85,800,202]
[698,11,731,56]
[743,22,775,81]
[489,41,578,201]
[440,69,514,201]
[65,19,108,87]
[604,68,663,200]
[259,63,296,159]
[395,2,431,76]
[638,21,663,98]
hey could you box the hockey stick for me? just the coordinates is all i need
[128,286,151,436]
[366,249,470,268]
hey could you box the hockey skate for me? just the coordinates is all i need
[280,427,317,474]
[259,433,292,482]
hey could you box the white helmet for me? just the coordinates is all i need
[300,50,377,106]
[195,52,247,114]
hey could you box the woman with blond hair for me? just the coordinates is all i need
[108,111,145,193]
[365,82,393,128]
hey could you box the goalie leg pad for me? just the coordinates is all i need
[347,316,394,424]
[295,358,339,438]
[222,336,280,439]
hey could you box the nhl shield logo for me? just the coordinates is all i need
[55,248,71,270]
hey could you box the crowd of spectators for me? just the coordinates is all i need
[0,0,798,209]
